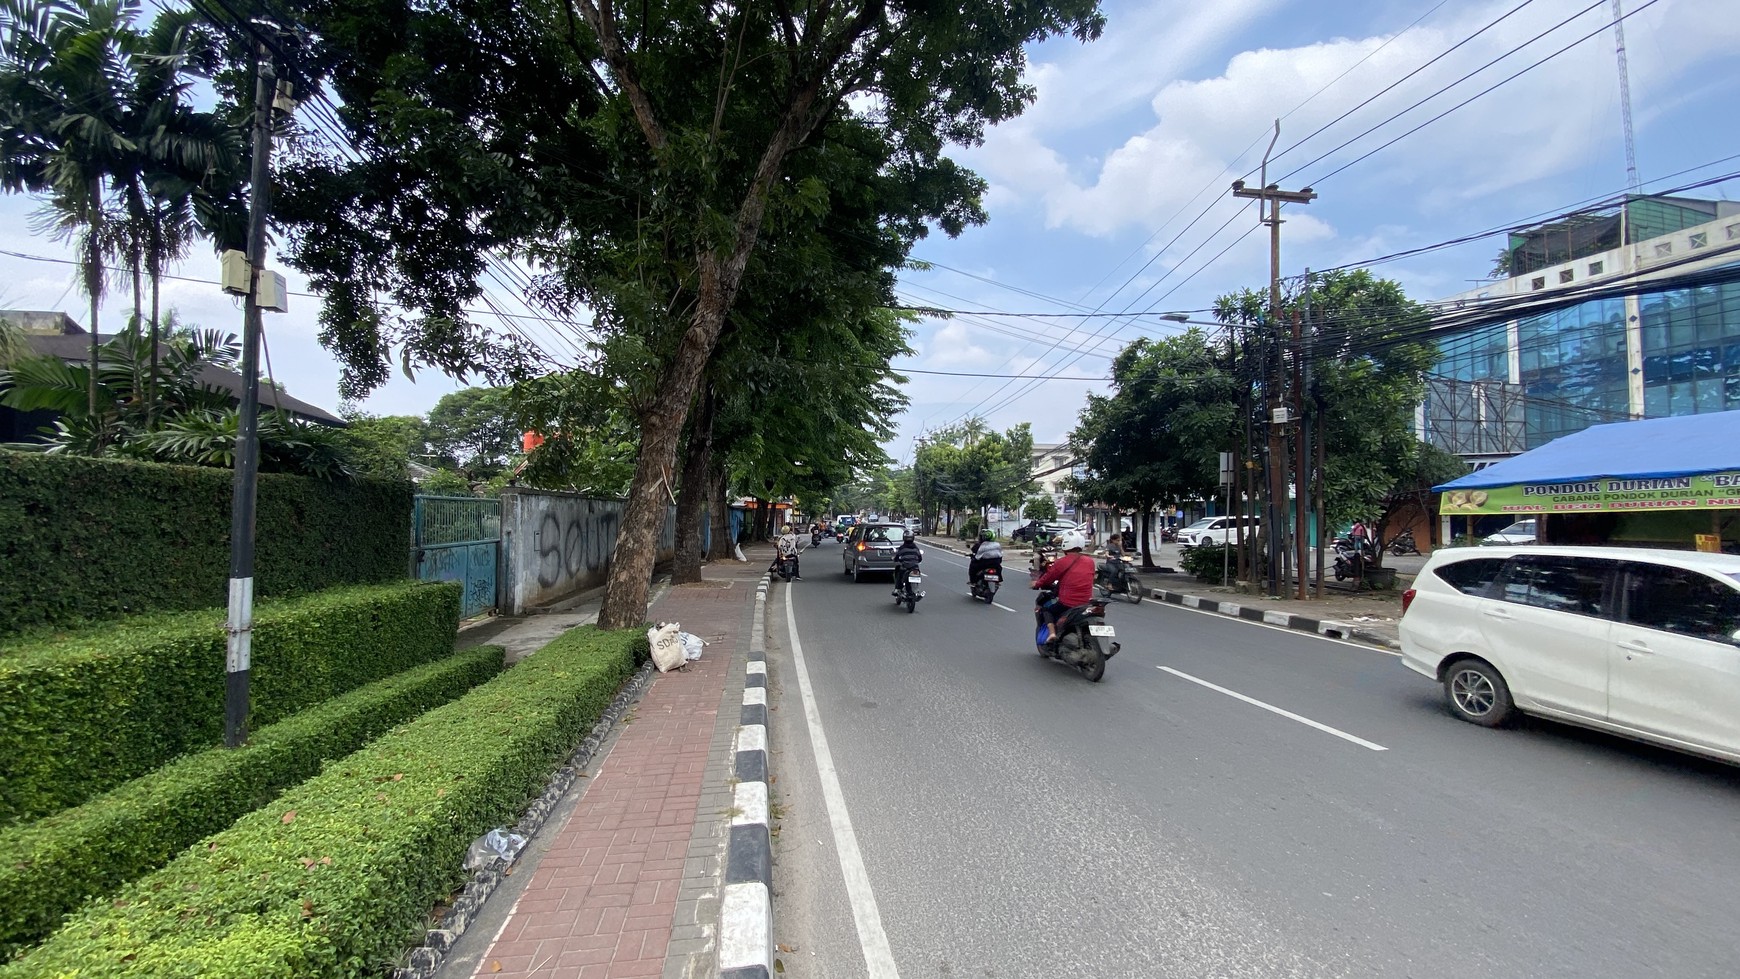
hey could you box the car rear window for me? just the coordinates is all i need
[863,526,899,543]
[1431,557,1506,596]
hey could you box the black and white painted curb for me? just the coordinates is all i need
[918,536,1402,650]
[1144,588,1402,649]
[719,573,774,979]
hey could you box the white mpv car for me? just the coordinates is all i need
[1399,545,1740,765]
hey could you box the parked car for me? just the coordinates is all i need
[903,517,922,536]
[1483,519,1538,545]
[1177,515,1260,548]
[1398,545,1740,765]
[842,522,907,581]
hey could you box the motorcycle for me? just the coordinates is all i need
[1387,529,1420,556]
[1095,551,1145,604]
[1161,525,1179,544]
[895,569,925,613]
[1332,540,1381,582]
[1032,580,1118,682]
[970,566,1002,604]
[773,553,798,582]
[811,530,822,547]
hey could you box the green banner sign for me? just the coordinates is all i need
[1441,471,1740,515]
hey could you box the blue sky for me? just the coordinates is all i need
[4,0,1737,464]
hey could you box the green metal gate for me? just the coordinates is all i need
[412,496,501,618]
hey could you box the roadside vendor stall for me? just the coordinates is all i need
[1435,409,1740,552]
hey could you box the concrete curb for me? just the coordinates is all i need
[921,537,1400,650]
[718,574,775,979]
[1144,587,1403,650]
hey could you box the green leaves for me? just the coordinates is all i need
[0,581,462,824]
[0,645,502,961]
[4,627,640,978]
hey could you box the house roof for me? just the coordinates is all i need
[22,331,345,426]
[1436,410,1740,491]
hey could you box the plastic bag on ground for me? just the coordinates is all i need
[679,631,706,661]
[464,828,527,871]
[648,622,685,672]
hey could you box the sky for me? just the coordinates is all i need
[4,0,1738,463]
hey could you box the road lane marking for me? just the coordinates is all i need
[1157,666,1390,752]
[784,589,903,978]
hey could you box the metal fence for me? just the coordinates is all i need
[411,496,501,618]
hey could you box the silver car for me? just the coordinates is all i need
[843,522,906,581]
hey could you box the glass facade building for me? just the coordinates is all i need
[1426,198,1740,459]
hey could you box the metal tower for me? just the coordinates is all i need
[1611,0,1641,196]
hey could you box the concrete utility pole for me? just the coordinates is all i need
[224,44,281,748]
[1232,120,1315,598]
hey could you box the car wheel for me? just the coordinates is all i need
[1443,658,1515,727]
[852,561,861,583]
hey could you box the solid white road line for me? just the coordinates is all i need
[784,588,903,979]
[1158,666,1390,752]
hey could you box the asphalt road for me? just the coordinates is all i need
[762,540,1740,979]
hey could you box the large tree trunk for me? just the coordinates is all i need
[672,387,716,584]
[706,462,733,560]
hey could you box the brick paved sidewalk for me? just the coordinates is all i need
[463,558,767,979]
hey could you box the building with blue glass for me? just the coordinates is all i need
[1423,195,1740,466]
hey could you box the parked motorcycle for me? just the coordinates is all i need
[1332,540,1381,581]
[970,566,1002,604]
[1387,529,1420,556]
[1032,581,1119,682]
[895,570,925,613]
[1095,551,1145,604]
[1161,525,1179,544]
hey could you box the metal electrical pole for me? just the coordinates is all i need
[224,45,278,748]
[1232,120,1315,599]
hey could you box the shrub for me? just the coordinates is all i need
[0,450,412,636]
[2,627,646,979]
[0,646,503,961]
[1180,542,1233,582]
[0,582,461,824]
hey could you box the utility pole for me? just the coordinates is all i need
[1232,120,1316,598]
[224,44,280,748]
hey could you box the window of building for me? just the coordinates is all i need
[1587,261,1604,275]
[1559,268,1575,283]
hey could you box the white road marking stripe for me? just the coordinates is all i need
[991,602,1020,613]
[785,589,903,978]
[1158,666,1390,752]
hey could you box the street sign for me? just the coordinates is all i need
[1219,452,1235,486]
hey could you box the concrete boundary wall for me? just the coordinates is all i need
[499,489,676,614]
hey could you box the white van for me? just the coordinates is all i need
[1399,545,1740,765]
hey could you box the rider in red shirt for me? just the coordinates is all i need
[1032,531,1095,640]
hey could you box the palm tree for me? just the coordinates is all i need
[1,0,143,419]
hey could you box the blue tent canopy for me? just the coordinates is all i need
[1436,409,1740,492]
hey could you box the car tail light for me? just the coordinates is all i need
[856,541,866,552]
[1400,587,1416,616]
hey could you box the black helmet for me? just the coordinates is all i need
[903,529,916,542]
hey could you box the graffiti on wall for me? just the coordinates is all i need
[534,506,622,589]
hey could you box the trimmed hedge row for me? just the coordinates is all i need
[3,626,647,979]
[0,450,413,636]
[0,581,462,824]
[0,645,505,962]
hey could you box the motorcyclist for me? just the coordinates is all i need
[892,529,923,597]
[1031,530,1095,644]
[771,522,801,579]
[968,530,1003,586]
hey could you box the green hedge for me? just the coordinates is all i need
[3,627,647,979]
[0,581,462,824]
[0,450,413,635]
[0,645,504,962]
